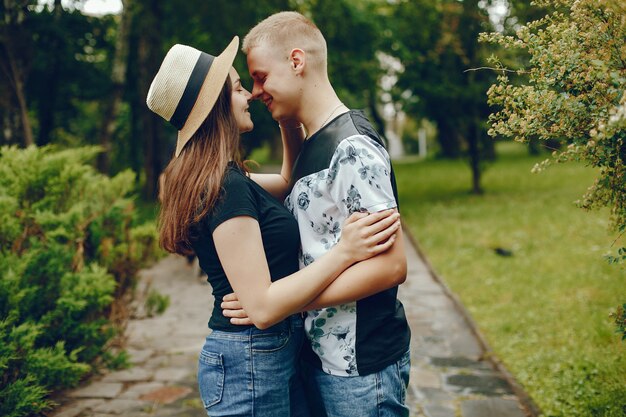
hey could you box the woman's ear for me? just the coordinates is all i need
[289,48,305,75]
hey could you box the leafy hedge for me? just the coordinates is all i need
[0,146,159,417]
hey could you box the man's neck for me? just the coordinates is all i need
[297,82,347,137]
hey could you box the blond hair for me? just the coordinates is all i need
[242,11,327,73]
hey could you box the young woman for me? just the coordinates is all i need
[146,37,400,417]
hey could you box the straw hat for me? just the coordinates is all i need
[146,36,239,157]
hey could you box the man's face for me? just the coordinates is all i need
[247,45,298,121]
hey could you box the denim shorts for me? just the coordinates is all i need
[301,349,411,417]
[197,314,310,417]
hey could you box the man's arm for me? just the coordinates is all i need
[301,225,406,310]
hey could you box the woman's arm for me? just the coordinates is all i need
[222,214,407,325]
[249,120,305,200]
[213,210,399,329]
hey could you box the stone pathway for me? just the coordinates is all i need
[401,233,537,417]
[50,231,538,417]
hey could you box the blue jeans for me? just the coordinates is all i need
[301,349,411,417]
[198,314,310,417]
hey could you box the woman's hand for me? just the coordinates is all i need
[335,209,400,264]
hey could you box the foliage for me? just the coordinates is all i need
[2,0,512,196]
[483,0,626,342]
[382,0,498,192]
[396,142,626,417]
[0,145,159,417]
[483,0,625,253]
[144,289,170,317]
[610,304,626,341]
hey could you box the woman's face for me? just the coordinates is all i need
[229,68,253,133]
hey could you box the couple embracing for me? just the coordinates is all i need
[147,11,411,417]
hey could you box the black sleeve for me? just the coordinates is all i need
[208,170,259,234]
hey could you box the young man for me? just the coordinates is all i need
[227,11,411,416]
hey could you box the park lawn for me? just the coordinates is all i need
[394,142,625,417]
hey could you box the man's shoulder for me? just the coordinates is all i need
[291,110,385,184]
[347,110,384,146]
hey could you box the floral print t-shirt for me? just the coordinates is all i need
[285,110,411,377]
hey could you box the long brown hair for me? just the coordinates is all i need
[158,78,244,255]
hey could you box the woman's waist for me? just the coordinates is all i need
[208,313,303,338]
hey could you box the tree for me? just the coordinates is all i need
[0,0,35,147]
[385,0,497,194]
[304,0,387,134]
[0,1,119,151]
[484,0,625,336]
[97,0,131,173]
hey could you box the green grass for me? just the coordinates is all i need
[395,142,626,417]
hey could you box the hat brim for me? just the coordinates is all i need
[175,36,239,157]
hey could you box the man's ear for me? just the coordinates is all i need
[289,48,305,75]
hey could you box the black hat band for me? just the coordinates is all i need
[169,52,215,130]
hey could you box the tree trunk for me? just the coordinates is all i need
[136,0,163,199]
[467,116,483,194]
[1,0,33,147]
[36,0,62,146]
[436,118,462,158]
[97,0,132,173]
[5,45,33,147]
[463,0,483,195]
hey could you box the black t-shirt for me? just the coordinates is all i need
[190,162,300,331]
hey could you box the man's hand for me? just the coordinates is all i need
[221,293,253,326]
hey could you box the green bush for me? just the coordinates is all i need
[0,145,159,417]
[610,304,626,341]
[145,289,171,317]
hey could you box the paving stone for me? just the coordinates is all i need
[144,356,169,369]
[460,398,527,417]
[51,399,105,417]
[151,408,205,417]
[445,373,513,396]
[69,382,123,399]
[415,387,455,404]
[159,352,199,367]
[139,386,193,404]
[423,404,456,417]
[419,294,454,310]
[430,356,491,370]
[120,382,166,399]
[409,323,435,337]
[414,336,451,356]
[92,399,147,414]
[448,331,483,358]
[102,367,154,382]
[126,348,154,364]
[154,368,192,382]
[411,368,441,389]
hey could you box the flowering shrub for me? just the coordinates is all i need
[482,0,625,339]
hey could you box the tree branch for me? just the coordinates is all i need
[464,66,528,74]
